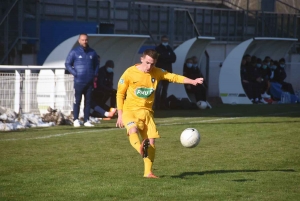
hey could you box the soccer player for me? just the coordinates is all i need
[115,49,203,178]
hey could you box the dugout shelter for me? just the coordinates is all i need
[219,37,298,104]
[167,36,215,102]
[37,34,149,115]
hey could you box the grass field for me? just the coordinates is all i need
[0,104,300,201]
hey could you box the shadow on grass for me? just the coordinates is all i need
[156,120,300,126]
[170,169,296,179]
[154,104,300,118]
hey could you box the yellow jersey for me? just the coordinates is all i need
[117,64,186,112]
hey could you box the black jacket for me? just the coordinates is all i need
[271,67,286,83]
[95,66,114,92]
[155,44,176,73]
[183,64,208,88]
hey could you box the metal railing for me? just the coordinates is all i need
[113,0,299,46]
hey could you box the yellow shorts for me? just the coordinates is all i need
[122,109,160,139]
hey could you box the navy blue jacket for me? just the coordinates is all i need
[65,46,99,84]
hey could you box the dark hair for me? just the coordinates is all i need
[279,58,285,63]
[251,56,257,62]
[105,60,114,67]
[142,49,159,60]
[185,58,193,62]
[243,54,251,59]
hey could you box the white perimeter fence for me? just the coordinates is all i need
[0,66,74,116]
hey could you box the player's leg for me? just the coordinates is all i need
[139,110,160,178]
[122,110,141,153]
[128,127,141,153]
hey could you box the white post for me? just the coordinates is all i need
[25,69,31,112]
[14,70,21,113]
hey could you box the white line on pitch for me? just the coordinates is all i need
[1,117,236,141]
[1,111,298,142]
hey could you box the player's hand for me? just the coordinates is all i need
[193,78,204,86]
[116,116,124,128]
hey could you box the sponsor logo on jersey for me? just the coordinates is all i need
[151,78,155,83]
[79,55,82,58]
[161,68,165,72]
[119,78,124,84]
[135,87,154,98]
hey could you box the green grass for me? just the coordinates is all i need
[0,104,300,201]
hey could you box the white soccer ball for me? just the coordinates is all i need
[196,101,207,109]
[180,128,201,148]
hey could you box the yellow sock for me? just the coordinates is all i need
[144,144,155,176]
[129,133,140,153]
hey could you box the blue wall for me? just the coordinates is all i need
[24,20,154,65]
[37,20,97,65]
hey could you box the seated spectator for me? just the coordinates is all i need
[272,58,295,95]
[183,56,211,108]
[90,100,117,120]
[264,56,271,68]
[93,60,117,111]
[251,55,257,65]
[241,57,259,103]
[258,58,271,98]
[242,55,267,104]
[244,54,251,66]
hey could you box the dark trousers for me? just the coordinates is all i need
[155,80,169,109]
[187,84,207,102]
[90,102,106,117]
[261,80,269,94]
[92,89,116,110]
[73,83,93,122]
[243,82,261,100]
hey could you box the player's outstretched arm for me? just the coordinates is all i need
[116,110,124,128]
[183,77,204,86]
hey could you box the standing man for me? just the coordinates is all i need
[65,33,99,127]
[116,49,203,178]
[154,35,176,109]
